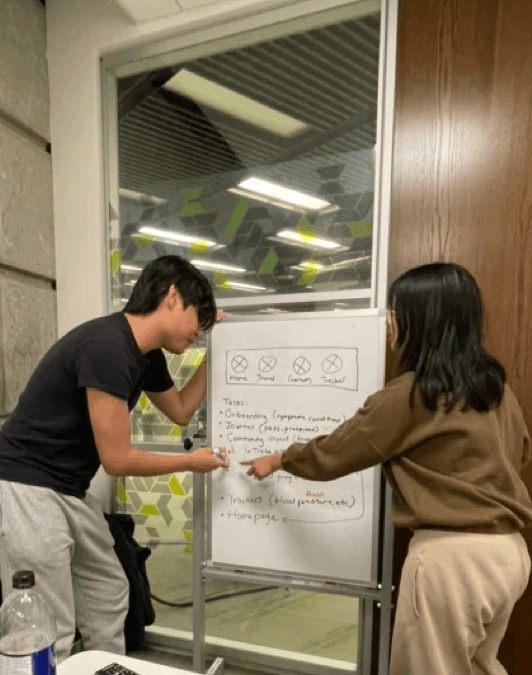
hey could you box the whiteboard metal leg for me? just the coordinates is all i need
[357,598,373,675]
[193,473,206,673]
[356,598,365,672]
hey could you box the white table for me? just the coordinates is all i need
[57,650,193,674]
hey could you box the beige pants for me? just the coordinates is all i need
[390,529,530,675]
[0,480,129,663]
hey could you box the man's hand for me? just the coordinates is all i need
[240,453,283,480]
[188,446,229,473]
[215,309,230,322]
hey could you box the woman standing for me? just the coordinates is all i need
[241,262,532,675]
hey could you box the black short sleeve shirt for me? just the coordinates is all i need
[0,313,173,497]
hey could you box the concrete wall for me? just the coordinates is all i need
[0,0,56,418]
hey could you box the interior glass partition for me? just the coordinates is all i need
[111,6,380,439]
[104,0,395,671]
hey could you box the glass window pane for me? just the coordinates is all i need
[110,11,380,310]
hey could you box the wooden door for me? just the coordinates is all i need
[388,0,532,671]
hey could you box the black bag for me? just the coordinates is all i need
[104,513,156,652]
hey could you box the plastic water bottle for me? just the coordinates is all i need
[0,570,56,675]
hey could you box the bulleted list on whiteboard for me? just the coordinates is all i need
[210,389,374,581]
[217,394,365,522]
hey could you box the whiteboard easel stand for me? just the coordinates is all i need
[192,474,394,675]
[193,471,207,673]
[376,483,394,675]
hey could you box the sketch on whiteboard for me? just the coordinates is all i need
[230,355,248,373]
[226,346,359,390]
[258,355,277,372]
[322,353,343,374]
[293,356,312,375]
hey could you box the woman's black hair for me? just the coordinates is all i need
[123,255,217,332]
[388,262,505,411]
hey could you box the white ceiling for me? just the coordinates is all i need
[114,0,219,24]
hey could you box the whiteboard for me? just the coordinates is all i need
[208,310,385,585]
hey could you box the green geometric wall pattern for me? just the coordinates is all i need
[117,472,194,551]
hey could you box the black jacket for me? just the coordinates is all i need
[105,513,155,652]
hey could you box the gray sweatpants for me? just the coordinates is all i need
[0,480,129,663]
[390,529,531,675]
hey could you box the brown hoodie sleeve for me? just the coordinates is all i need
[281,374,415,481]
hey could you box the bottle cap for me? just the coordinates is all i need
[12,570,35,589]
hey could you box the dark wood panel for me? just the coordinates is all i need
[388,0,532,672]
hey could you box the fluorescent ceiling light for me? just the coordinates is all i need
[120,264,143,272]
[191,259,246,274]
[231,178,331,212]
[290,260,325,271]
[316,255,372,273]
[276,229,342,250]
[223,281,273,293]
[119,188,167,205]
[138,226,216,248]
[227,187,304,214]
[165,69,308,137]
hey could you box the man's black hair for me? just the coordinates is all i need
[123,255,216,332]
[388,262,505,411]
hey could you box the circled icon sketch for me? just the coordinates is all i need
[292,356,312,375]
[322,353,343,374]
[258,355,277,373]
[230,355,249,373]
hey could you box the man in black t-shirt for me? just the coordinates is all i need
[0,255,228,663]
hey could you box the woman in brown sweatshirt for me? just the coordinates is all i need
[241,262,532,675]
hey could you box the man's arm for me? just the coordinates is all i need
[146,358,207,426]
[87,387,225,476]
